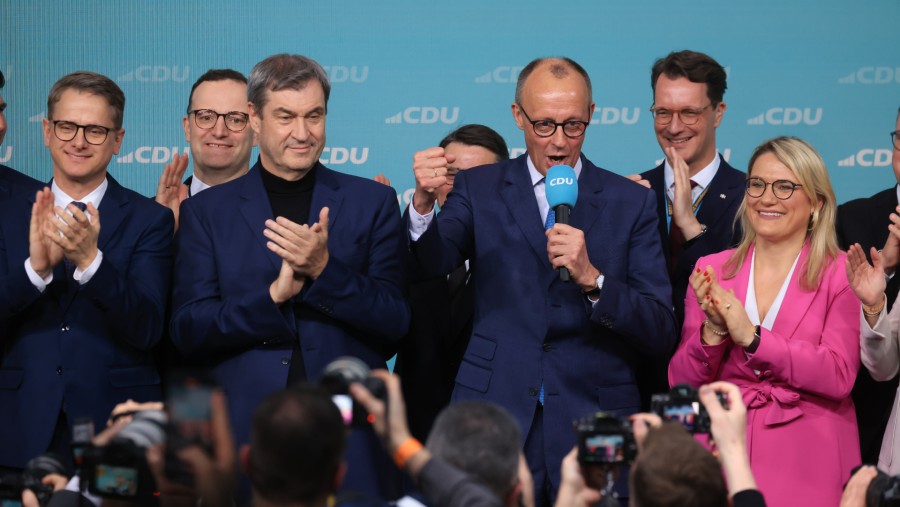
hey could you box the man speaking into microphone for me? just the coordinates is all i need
[405,57,675,504]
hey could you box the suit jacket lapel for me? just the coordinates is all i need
[239,165,281,272]
[499,157,551,269]
[569,157,606,237]
[769,244,816,341]
[96,176,127,252]
[309,164,342,232]
[646,165,669,257]
[696,159,744,232]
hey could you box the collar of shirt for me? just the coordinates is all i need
[664,153,721,203]
[51,177,108,219]
[527,155,583,225]
[190,174,211,196]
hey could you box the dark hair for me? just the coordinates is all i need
[426,402,521,500]
[47,71,125,129]
[247,54,330,114]
[630,423,727,507]
[0,69,5,89]
[248,384,346,504]
[439,124,509,163]
[186,68,247,113]
[515,57,592,106]
[651,50,728,106]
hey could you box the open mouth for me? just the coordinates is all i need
[548,155,567,164]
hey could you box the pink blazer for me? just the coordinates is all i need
[669,244,860,507]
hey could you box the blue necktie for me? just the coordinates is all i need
[538,208,555,405]
[64,202,88,278]
[544,209,555,230]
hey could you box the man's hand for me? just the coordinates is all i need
[145,390,236,507]
[373,173,392,187]
[269,259,306,305]
[155,153,190,231]
[667,147,703,240]
[264,207,330,280]
[624,173,651,189]
[28,187,63,277]
[412,147,453,215]
[880,206,900,276]
[699,381,757,496]
[554,447,602,507]
[46,202,101,271]
[840,466,878,507]
[546,223,599,291]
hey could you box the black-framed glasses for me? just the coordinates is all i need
[650,104,712,126]
[745,177,803,200]
[517,105,589,138]
[188,109,250,132]
[891,130,900,151]
[51,120,114,145]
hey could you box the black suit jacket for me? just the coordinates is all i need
[394,264,475,441]
[837,185,900,463]
[640,156,745,325]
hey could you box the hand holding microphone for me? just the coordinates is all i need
[546,165,577,281]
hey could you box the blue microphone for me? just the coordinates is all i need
[545,165,578,282]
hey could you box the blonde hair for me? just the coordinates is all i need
[723,137,838,290]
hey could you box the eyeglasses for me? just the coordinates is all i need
[188,109,250,132]
[650,104,712,126]
[517,105,589,138]
[891,130,900,151]
[745,177,803,200]
[51,120,114,145]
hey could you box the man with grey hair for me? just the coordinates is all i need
[170,53,409,498]
[426,402,527,507]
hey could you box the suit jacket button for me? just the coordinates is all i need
[281,357,290,365]
[61,325,70,332]
[542,343,552,352]
[56,366,63,375]
[528,388,538,396]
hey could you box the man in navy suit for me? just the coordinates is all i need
[627,51,745,410]
[406,57,676,504]
[0,71,173,469]
[170,54,409,499]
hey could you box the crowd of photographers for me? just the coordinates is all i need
[4,359,893,507]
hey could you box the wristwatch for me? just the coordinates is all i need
[583,273,604,302]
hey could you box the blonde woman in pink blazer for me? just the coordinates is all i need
[669,136,861,507]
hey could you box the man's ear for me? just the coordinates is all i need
[505,480,524,507]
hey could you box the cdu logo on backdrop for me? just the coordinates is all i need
[474,66,524,84]
[319,147,369,165]
[117,146,190,164]
[746,108,823,126]
[385,107,460,125]
[590,107,640,125]
[0,146,11,164]
[838,67,900,84]
[322,66,369,84]
[116,66,190,83]
[837,149,893,167]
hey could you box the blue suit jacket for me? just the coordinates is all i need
[170,161,409,496]
[0,171,173,468]
[407,154,676,492]
[640,157,745,324]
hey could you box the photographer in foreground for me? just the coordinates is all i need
[556,381,765,507]
[351,370,531,507]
